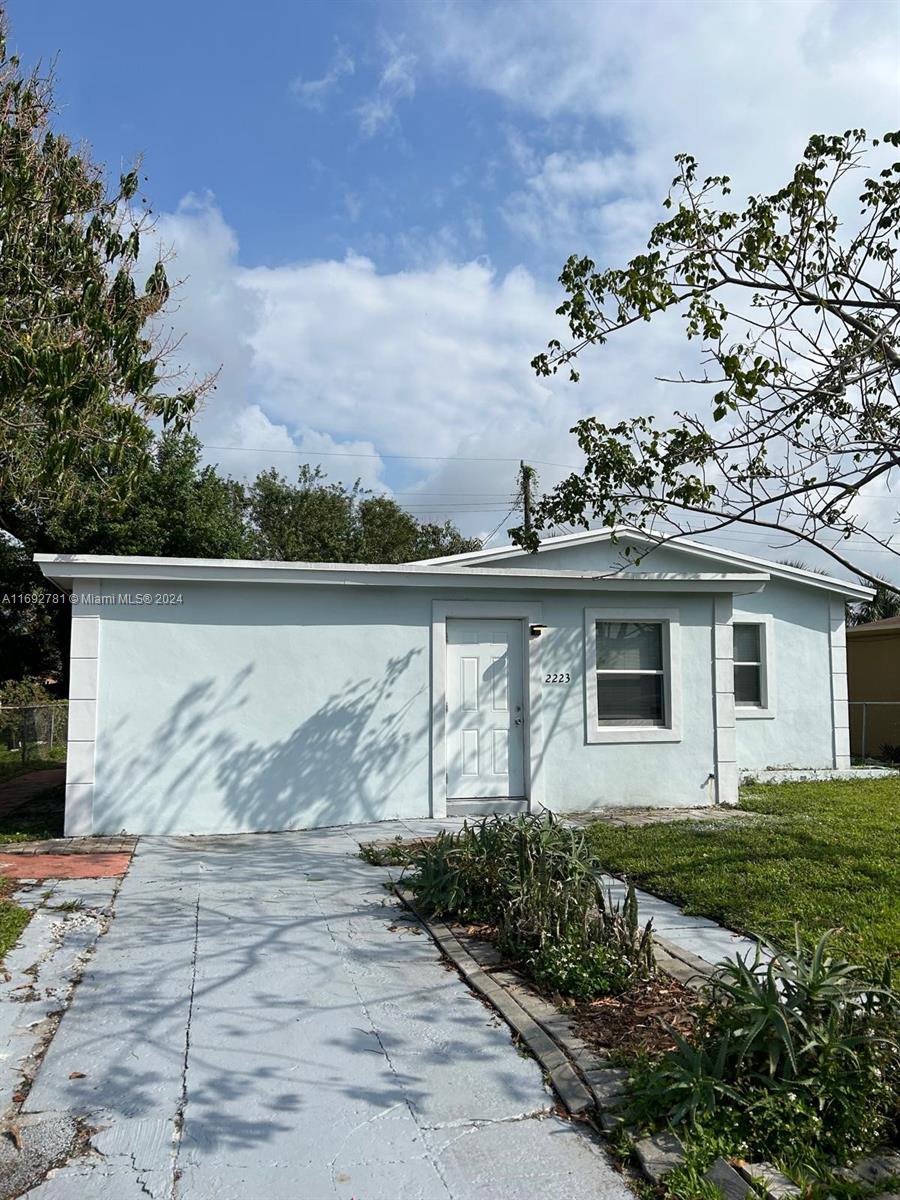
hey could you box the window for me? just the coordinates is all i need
[595,621,666,726]
[584,609,681,743]
[734,622,763,707]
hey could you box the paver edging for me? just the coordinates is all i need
[392,884,603,1122]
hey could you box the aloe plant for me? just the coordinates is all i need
[406,812,654,997]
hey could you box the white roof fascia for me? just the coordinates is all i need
[419,525,873,599]
[34,553,768,595]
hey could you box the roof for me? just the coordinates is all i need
[847,615,900,636]
[418,525,874,600]
[34,552,769,595]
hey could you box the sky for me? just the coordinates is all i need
[7,0,900,576]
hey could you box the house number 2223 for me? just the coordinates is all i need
[544,672,571,684]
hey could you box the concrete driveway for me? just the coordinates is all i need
[18,823,631,1199]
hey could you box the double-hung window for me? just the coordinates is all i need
[732,619,773,717]
[584,610,682,743]
[733,623,762,706]
[595,621,665,726]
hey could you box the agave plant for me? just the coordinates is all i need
[627,929,899,1161]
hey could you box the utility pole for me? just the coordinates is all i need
[518,461,537,535]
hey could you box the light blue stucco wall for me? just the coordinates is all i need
[78,542,841,833]
[733,579,835,770]
[487,539,840,773]
[84,579,723,834]
[91,582,434,834]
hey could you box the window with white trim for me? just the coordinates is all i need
[584,608,682,743]
[733,622,763,707]
[595,620,666,727]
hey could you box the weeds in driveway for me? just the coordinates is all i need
[405,812,654,999]
[358,837,421,867]
[0,877,30,961]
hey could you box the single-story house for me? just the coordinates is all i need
[36,528,871,837]
[847,615,900,761]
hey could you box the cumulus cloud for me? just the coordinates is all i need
[150,196,620,525]
[418,0,899,258]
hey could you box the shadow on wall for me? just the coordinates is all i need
[95,649,427,834]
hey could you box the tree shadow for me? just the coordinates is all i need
[95,649,426,834]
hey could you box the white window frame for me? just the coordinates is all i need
[584,608,682,744]
[732,614,775,719]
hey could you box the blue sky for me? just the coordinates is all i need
[7,0,900,572]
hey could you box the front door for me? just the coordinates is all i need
[446,619,526,799]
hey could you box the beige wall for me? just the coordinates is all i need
[847,629,900,758]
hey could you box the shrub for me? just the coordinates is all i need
[405,812,654,998]
[627,930,899,1165]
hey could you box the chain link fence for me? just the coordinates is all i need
[849,701,900,764]
[0,703,69,764]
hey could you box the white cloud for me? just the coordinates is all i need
[150,196,604,523]
[356,36,417,136]
[418,0,899,256]
[290,44,355,109]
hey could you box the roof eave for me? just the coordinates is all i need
[34,554,769,595]
[418,526,873,600]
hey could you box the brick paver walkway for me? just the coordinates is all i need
[0,851,132,879]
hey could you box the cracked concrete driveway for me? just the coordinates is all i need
[18,823,632,1199]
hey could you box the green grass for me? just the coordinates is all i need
[0,887,30,961]
[585,779,900,969]
[0,746,66,784]
[0,784,65,844]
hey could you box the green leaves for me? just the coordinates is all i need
[0,18,210,529]
[520,128,900,586]
[627,930,899,1163]
[406,812,655,1000]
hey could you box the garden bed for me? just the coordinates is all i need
[363,812,899,1196]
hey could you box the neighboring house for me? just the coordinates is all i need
[36,528,870,837]
[847,616,900,761]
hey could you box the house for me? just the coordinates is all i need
[847,616,900,761]
[35,528,871,837]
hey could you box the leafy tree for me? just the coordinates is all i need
[247,466,481,563]
[0,536,64,684]
[0,16,209,543]
[0,676,56,763]
[523,130,900,585]
[47,433,252,559]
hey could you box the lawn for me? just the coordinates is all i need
[0,745,66,784]
[584,778,900,969]
[0,784,65,844]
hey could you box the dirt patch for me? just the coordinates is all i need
[570,975,700,1060]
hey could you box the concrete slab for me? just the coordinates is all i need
[21,827,631,1199]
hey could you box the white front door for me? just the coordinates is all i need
[446,619,526,799]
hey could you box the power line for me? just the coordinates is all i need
[204,443,579,470]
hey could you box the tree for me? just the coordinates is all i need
[48,433,252,559]
[0,17,210,543]
[246,465,481,563]
[523,130,900,585]
[0,536,64,684]
[848,580,900,625]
